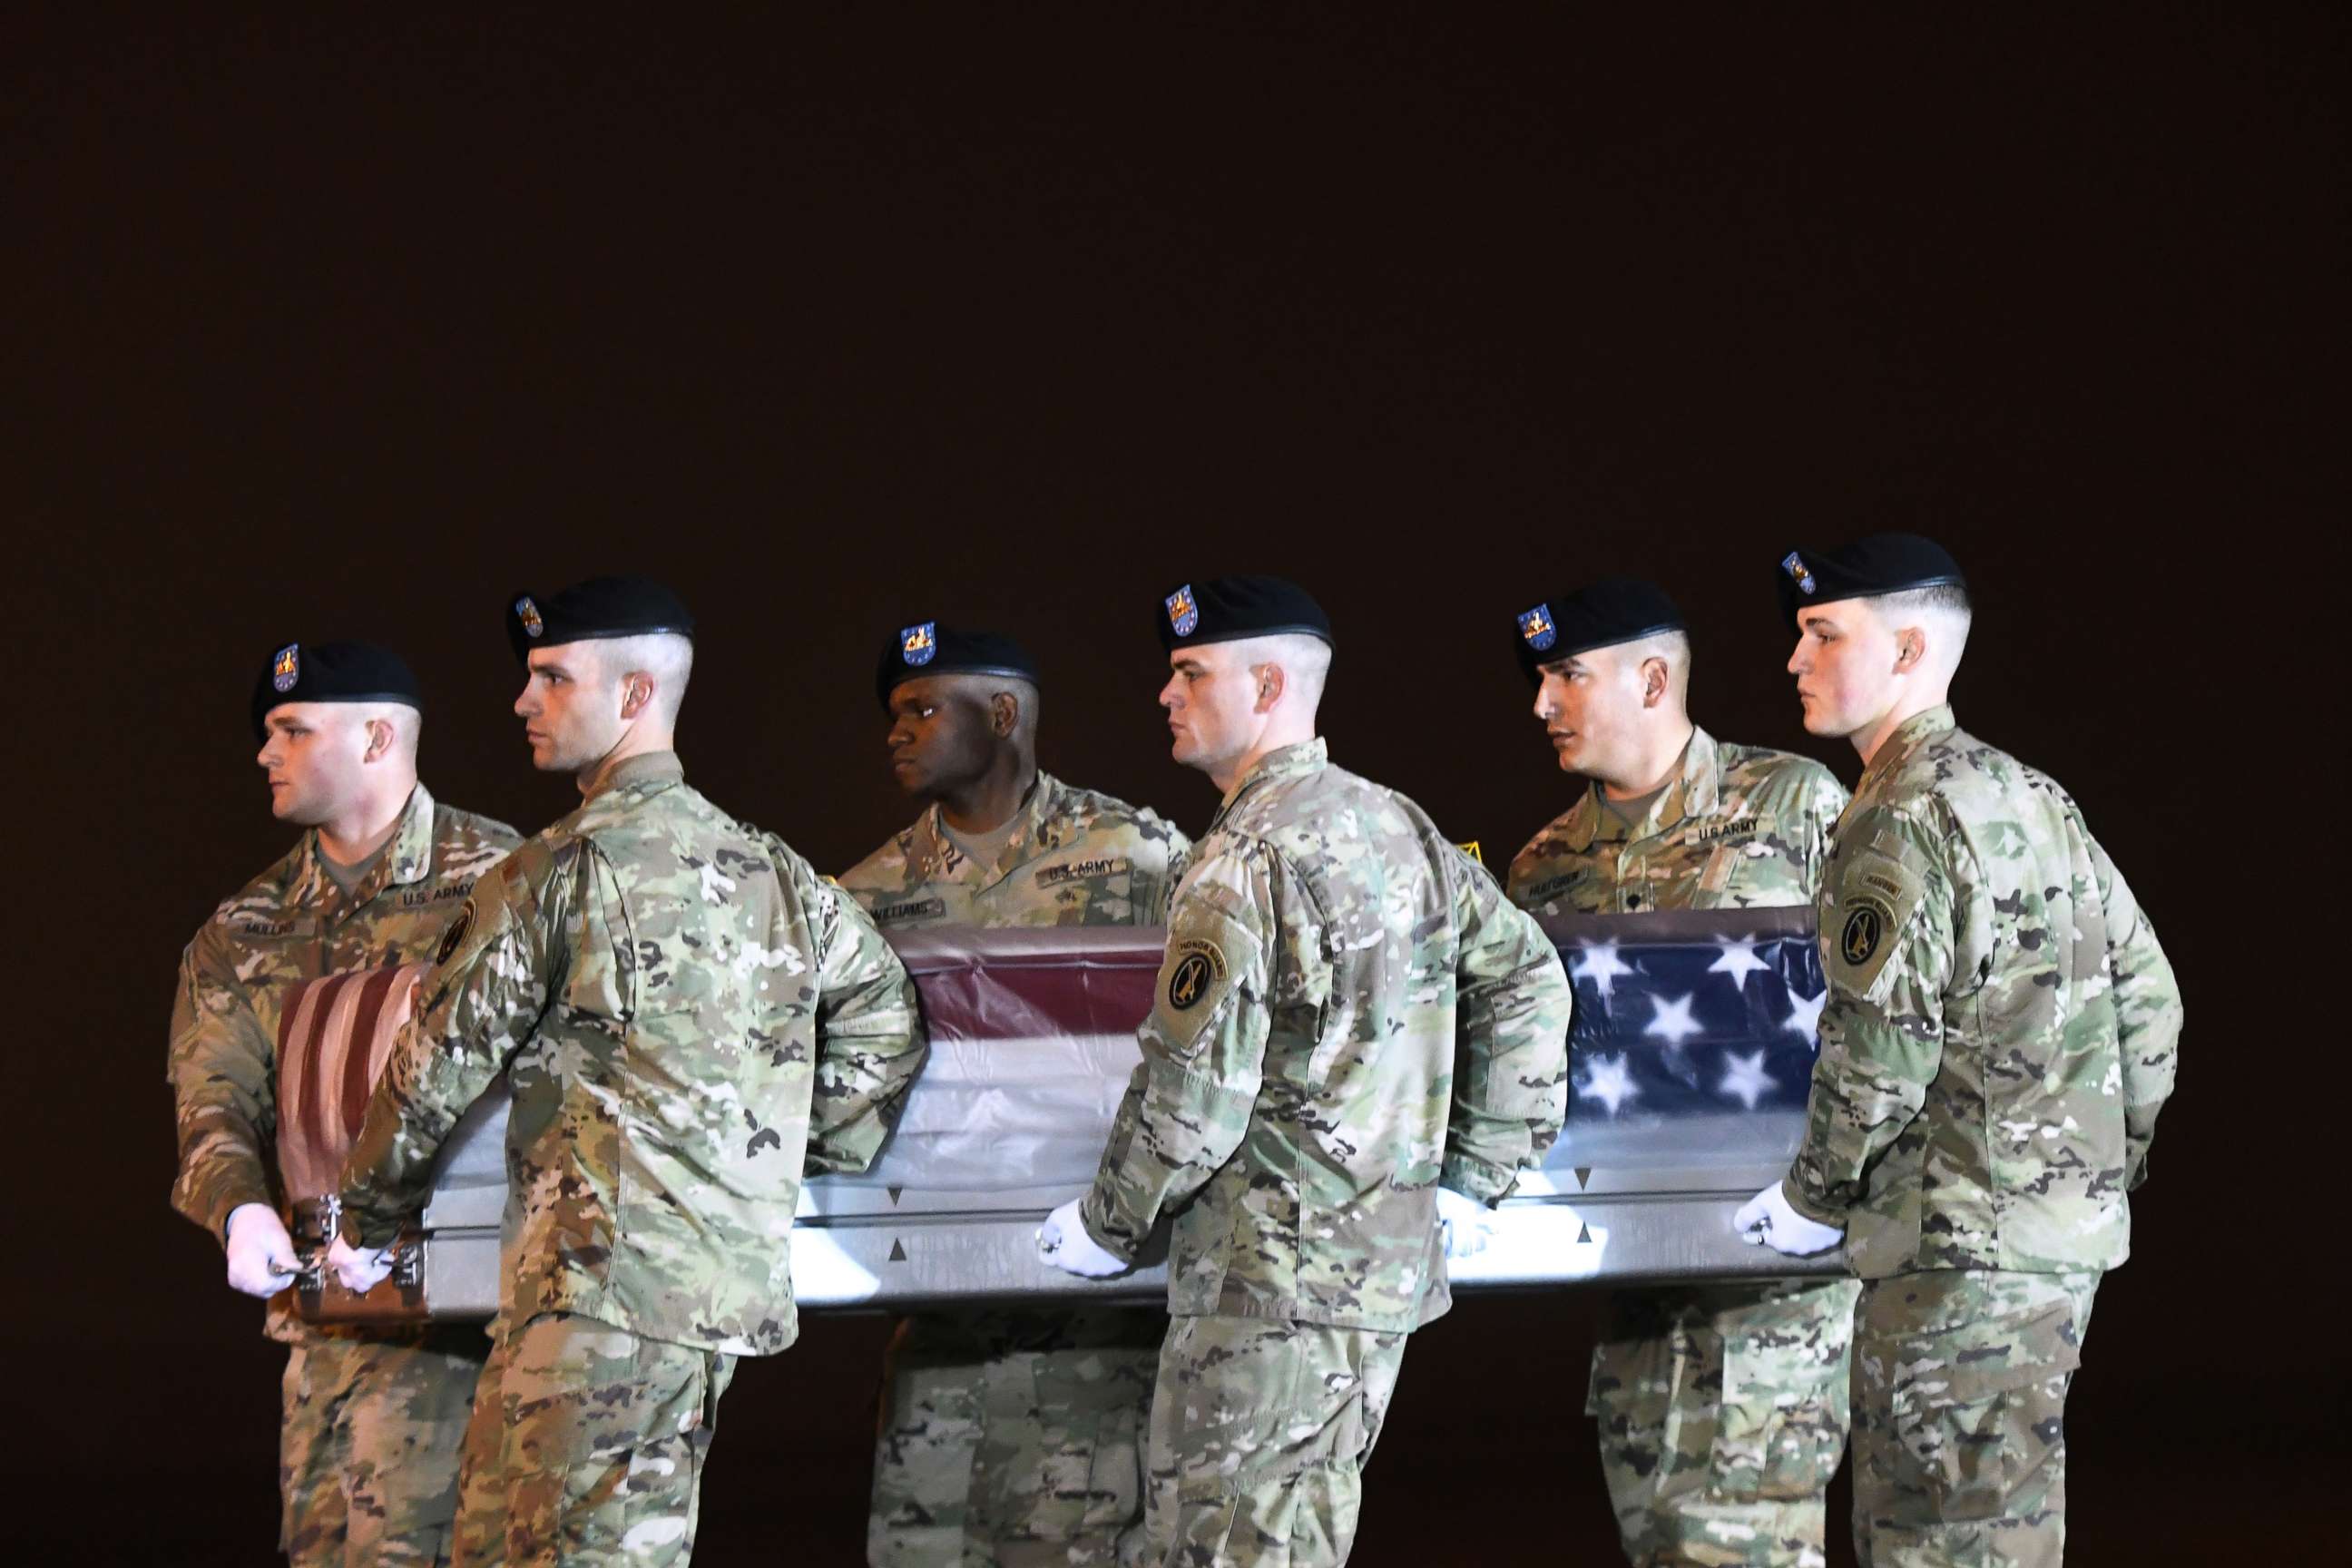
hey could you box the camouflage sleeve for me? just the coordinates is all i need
[1786,804,1958,1226]
[1080,840,1274,1260]
[1151,819,1195,924]
[166,923,279,1242]
[1438,844,1572,1202]
[801,868,927,1175]
[338,844,567,1247]
[2090,832,2180,1189]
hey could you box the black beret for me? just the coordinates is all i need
[1511,576,1685,686]
[507,576,695,663]
[250,641,422,740]
[1776,534,1967,631]
[874,622,1042,713]
[1155,574,1333,652]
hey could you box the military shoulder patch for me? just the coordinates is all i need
[1166,936,1227,1010]
[1826,847,1926,999]
[1455,839,1484,866]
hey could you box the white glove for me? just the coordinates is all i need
[223,1203,300,1298]
[1435,1188,1494,1260]
[1734,1181,1846,1258]
[326,1233,397,1293]
[1035,1198,1131,1279]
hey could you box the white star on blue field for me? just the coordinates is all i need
[1570,938,1637,1000]
[1555,922,1828,1120]
[1708,936,1773,988]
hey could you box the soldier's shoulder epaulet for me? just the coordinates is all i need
[206,838,307,927]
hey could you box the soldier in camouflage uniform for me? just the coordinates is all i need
[1739,536,2181,1567]
[1501,578,1861,1568]
[170,641,520,1566]
[328,578,927,1567]
[847,624,1191,1568]
[1039,576,1573,1567]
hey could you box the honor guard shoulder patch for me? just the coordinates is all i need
[514,596,544,638]
[1166,936,1227,1010]
[1782,553,1817,595]
[900,622,936,667]
[1165,586,1199,638]
[272,644,300,692]
[1516,604,1556,652]
[1827,845,1926,1000]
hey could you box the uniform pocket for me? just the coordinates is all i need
[1886,1298,2079,1522]
[1711,1307,1853,1503]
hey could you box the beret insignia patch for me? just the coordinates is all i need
[1782,553,1816,595]
[272,644,300,692]
[901,622,936,667]
[1516,604,1556,652]
[514,596,544,638]
[1165,586,1199,638]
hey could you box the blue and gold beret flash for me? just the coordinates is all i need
[250,641,422,740]
[1155,574,1333,652]
[1775,534,1967,632]
[1511,576,1685,686]
[874,622,1042,714]
[506,576,696,664]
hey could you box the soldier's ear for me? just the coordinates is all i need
[363,717,396,763]
[1640,657,1670,708]
[990,690,1019,738]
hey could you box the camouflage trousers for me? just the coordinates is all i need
[868,1307,1160,1567]
[280,1329,485,1567]
[1586,1279,1862,1567]
[449,1311,736,1568]
[1141,1315,1407,1568]
[1849,1269,2098,1568]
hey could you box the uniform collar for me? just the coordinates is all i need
[1213,737,1328,821]
[583,749,686,803]
[1556,725,1719,851]
[1857,705,1955,796]
[906,769,1061,888]
[292,782,437,908]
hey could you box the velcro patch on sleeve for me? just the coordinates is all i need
[1826,847,1926,1001]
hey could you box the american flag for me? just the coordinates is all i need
[1542,907,1824,1133]
[273,961,431,1204]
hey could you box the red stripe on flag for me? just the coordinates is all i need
[339,966,404,1142]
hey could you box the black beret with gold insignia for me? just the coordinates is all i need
[1511,576,1684,686]
[874,622,1041,713]
[1156,574,1333,652]
[1775,534,1967,631]
[250,641,422,739]
[506,576,695,663]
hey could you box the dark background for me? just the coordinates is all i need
[6,6,2341,1563]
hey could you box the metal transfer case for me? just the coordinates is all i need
[289,909,1843,1325]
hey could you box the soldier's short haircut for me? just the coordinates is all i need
[1231,632,1333,711]
[1619,628,1692,710]
[1872,583,1973,668]
[596,632,696,725]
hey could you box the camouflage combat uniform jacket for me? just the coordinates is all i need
[169,783,519,1342]
[1079,739,1573,1333]
[338,752,926,1355]
[1785,706,2183,1278]
[841,769,1188,929]
[1505,726,1845,917]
